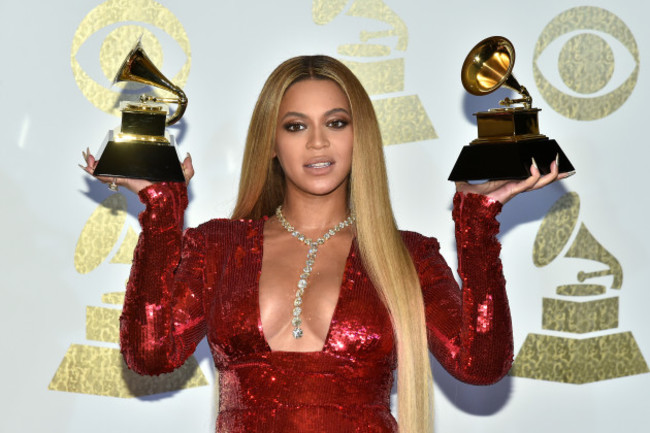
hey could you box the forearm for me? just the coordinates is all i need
[119,182,206,375]
[452,191,513,384]
[417,192,513,385]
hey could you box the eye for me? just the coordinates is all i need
[284,122,306,132]
[536,32,635,97]
[327,119,349,129]
[533,6,639,120]
[71,0,191,117]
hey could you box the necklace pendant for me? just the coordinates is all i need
[275,205,355,341]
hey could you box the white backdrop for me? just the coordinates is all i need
[1,1,648,432]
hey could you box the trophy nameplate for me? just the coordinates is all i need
[448,36,575,181]
[93,40,187,182]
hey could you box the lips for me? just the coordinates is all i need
[304,158,334,169]
[306,161,332,168]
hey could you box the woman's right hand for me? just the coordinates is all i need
[80,148,194,194]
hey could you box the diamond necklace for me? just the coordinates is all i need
[275,205,355,339]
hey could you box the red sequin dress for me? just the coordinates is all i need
[120,182,513,433]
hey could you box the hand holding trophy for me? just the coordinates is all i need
[448,36,575,181]
[92,39,187,184]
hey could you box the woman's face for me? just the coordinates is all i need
[274,79,353,200]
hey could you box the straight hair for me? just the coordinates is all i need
[232,55,434,433]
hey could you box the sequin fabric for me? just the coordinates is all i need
[120,183,513,433]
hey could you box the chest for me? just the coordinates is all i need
[200,222,395,368]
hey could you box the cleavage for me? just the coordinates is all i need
[258,225,352,352]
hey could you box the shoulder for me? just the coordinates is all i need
[399,230,451,278]
[399,230,441,257]
[192,217,265,243]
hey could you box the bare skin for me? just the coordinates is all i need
[259,79,355,352]
[82,79,568,353]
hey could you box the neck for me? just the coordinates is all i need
[279,189,350,235]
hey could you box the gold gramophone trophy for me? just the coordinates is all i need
[93,40,187,182]
[448,36,575,181]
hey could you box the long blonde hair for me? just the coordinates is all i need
[232,55,433,433]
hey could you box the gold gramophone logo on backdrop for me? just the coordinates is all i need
[533,6,639,120]
[50,0,207,398]
[510,192,649,383]
[312,0,437,145]
[70,0,191,117]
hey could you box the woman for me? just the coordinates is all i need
[83,55,564,432]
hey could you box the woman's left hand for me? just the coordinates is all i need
[455,156,573,205]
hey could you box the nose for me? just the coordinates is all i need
[307,125,329,149]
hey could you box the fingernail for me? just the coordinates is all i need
[555,153,560,167]
[563,171,576,179]
[186,152,191,159]
[531,157,539,170]
[78,163,86,171]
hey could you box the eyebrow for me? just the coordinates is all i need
[280,107,351,121]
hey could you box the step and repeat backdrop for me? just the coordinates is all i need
[1,0,648,432]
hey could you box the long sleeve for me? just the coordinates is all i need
[119,182,207,375]
[407,192,513,385]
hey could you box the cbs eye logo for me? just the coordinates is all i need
[70,0,191,116]
[533,6,639,121]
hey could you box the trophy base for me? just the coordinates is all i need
[94,130,185,182]
[448,138,575,181]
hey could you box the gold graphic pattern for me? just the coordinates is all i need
[74,194,127,274]
[542,297,618,333]
[311,0,348,24]
[312,0,436,146]
[71,0,191,116]
[556,284,605,296]
[338,43,391,57]
[567,223,623,288]
[347,0,408,50]
[342,59,404,95]
[373,96,438,146]
[533,6,639,120]
[533,191,579,267]
[110,225,139,264]
[87,306,122,343]
[511,333,648,384]
[102,291,126,305]
[512,192,646,383]
[49,345,207,398]
[558,34,614,94]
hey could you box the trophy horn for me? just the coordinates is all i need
[113,40,187,126]
[461,36,531,108]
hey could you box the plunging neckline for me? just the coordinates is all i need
[255,220,355,354]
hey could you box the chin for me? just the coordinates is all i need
[294,179,349,198]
